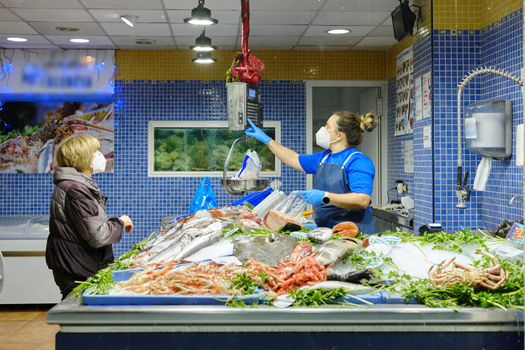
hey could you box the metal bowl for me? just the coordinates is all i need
[222,178,270,195]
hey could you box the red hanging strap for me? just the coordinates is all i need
[227,0,264,85]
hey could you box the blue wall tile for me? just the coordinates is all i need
[0,80,307,256]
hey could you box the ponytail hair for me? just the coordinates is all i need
[333,111,377,146]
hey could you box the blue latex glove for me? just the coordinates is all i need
[297,190,326,205]
[244,119,272,145]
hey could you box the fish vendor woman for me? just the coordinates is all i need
[245,111,377,234]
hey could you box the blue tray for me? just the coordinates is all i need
[83,291,264,306]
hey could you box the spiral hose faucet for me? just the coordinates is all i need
[456,66,523,209]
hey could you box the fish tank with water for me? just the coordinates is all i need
[147,121,281,177]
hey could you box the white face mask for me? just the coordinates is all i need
[92,151,107,174]
[315,126,337,149]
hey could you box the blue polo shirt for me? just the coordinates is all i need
[298,148,375,195]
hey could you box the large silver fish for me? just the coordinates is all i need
[314,238,362,266]
[174,222,223,259]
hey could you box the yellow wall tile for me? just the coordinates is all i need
[115,50,387,81]
[434,0,522,30]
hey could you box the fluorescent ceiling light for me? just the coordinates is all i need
[326,29,350,35]
[69,38,90,43]
[7,37,27,42]
[120,15,137,27]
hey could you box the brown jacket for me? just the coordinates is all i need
[46,167,123,279]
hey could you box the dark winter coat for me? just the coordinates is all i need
[46,167,123,279]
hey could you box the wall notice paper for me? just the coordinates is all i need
[395,47,414,136]
[404,140,414,173]
[414,76,423,121]
[423,125,432,149]
[422,71,432,119]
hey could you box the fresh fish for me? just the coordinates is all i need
[315,238,362,266]
[307,228,332,243]
[300,281,375,294]
[174,222,223,259]
[327,269,373,284]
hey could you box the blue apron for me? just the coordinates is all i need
[313,151,376,234]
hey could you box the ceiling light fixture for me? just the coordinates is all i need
[184,0,218,26]
[192,51,216,64]
[69,38,90,43]
[326,29,350,35]
[190,29,216,52]
[120,15,138,27]
[7,37,27,42]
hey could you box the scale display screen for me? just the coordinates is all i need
[248,88,257,99]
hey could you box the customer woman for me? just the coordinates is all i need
[46,135,133,299]
[245,111,377,233]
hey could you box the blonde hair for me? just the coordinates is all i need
[55,135,100,172]
[333,111,377,146]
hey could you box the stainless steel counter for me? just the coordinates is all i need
[47,297,523,333]
[47,298,524,350]
[372,206,414,232]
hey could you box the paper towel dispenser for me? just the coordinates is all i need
[464,100,512,159]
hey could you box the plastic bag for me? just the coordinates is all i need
[233,150,261,180]
[189,177,218,214]
[253,190,286,218]
[273,191,307,221]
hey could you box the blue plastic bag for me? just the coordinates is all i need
[190,177,218,214]
[231,187,272,207]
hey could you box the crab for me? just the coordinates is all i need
[428,251,508,291]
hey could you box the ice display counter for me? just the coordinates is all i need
[47,298,523,350]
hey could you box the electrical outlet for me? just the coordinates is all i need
[517,124,524,166]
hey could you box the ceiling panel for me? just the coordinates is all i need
[80,0,163,9]
[170,23,238,36]
[299,35,355,46]
[174,35,236,46]
[0,0,82,8]
[11,8,93,22]
[248,36,298,48]
[322,0,398,12]
[101,23,172,36]
[45,34,114,45]
[163,0,240,10]
[167,10,239,24]
[29,22,105,36]
[0,43,59,48]
[250,0,323,11]
[368,25,393,37]
[0,21,37,34]
[89,9,167,23]
[251,10,315,25]
[111,35,174,46]
[60,44,116,49]
[295,45,352,51]
[313,11,390,26]
[304,25,375,37]
[0,34,51,44]
[354,36,397,47]
[0,8,20,20]
[251,25,306,36]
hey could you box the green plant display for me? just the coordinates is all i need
[153,127,276,172]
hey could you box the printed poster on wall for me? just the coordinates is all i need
[0,102,114,173]
[414,76,422,121]
[422,71,432,119]
[395,47,413,136]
